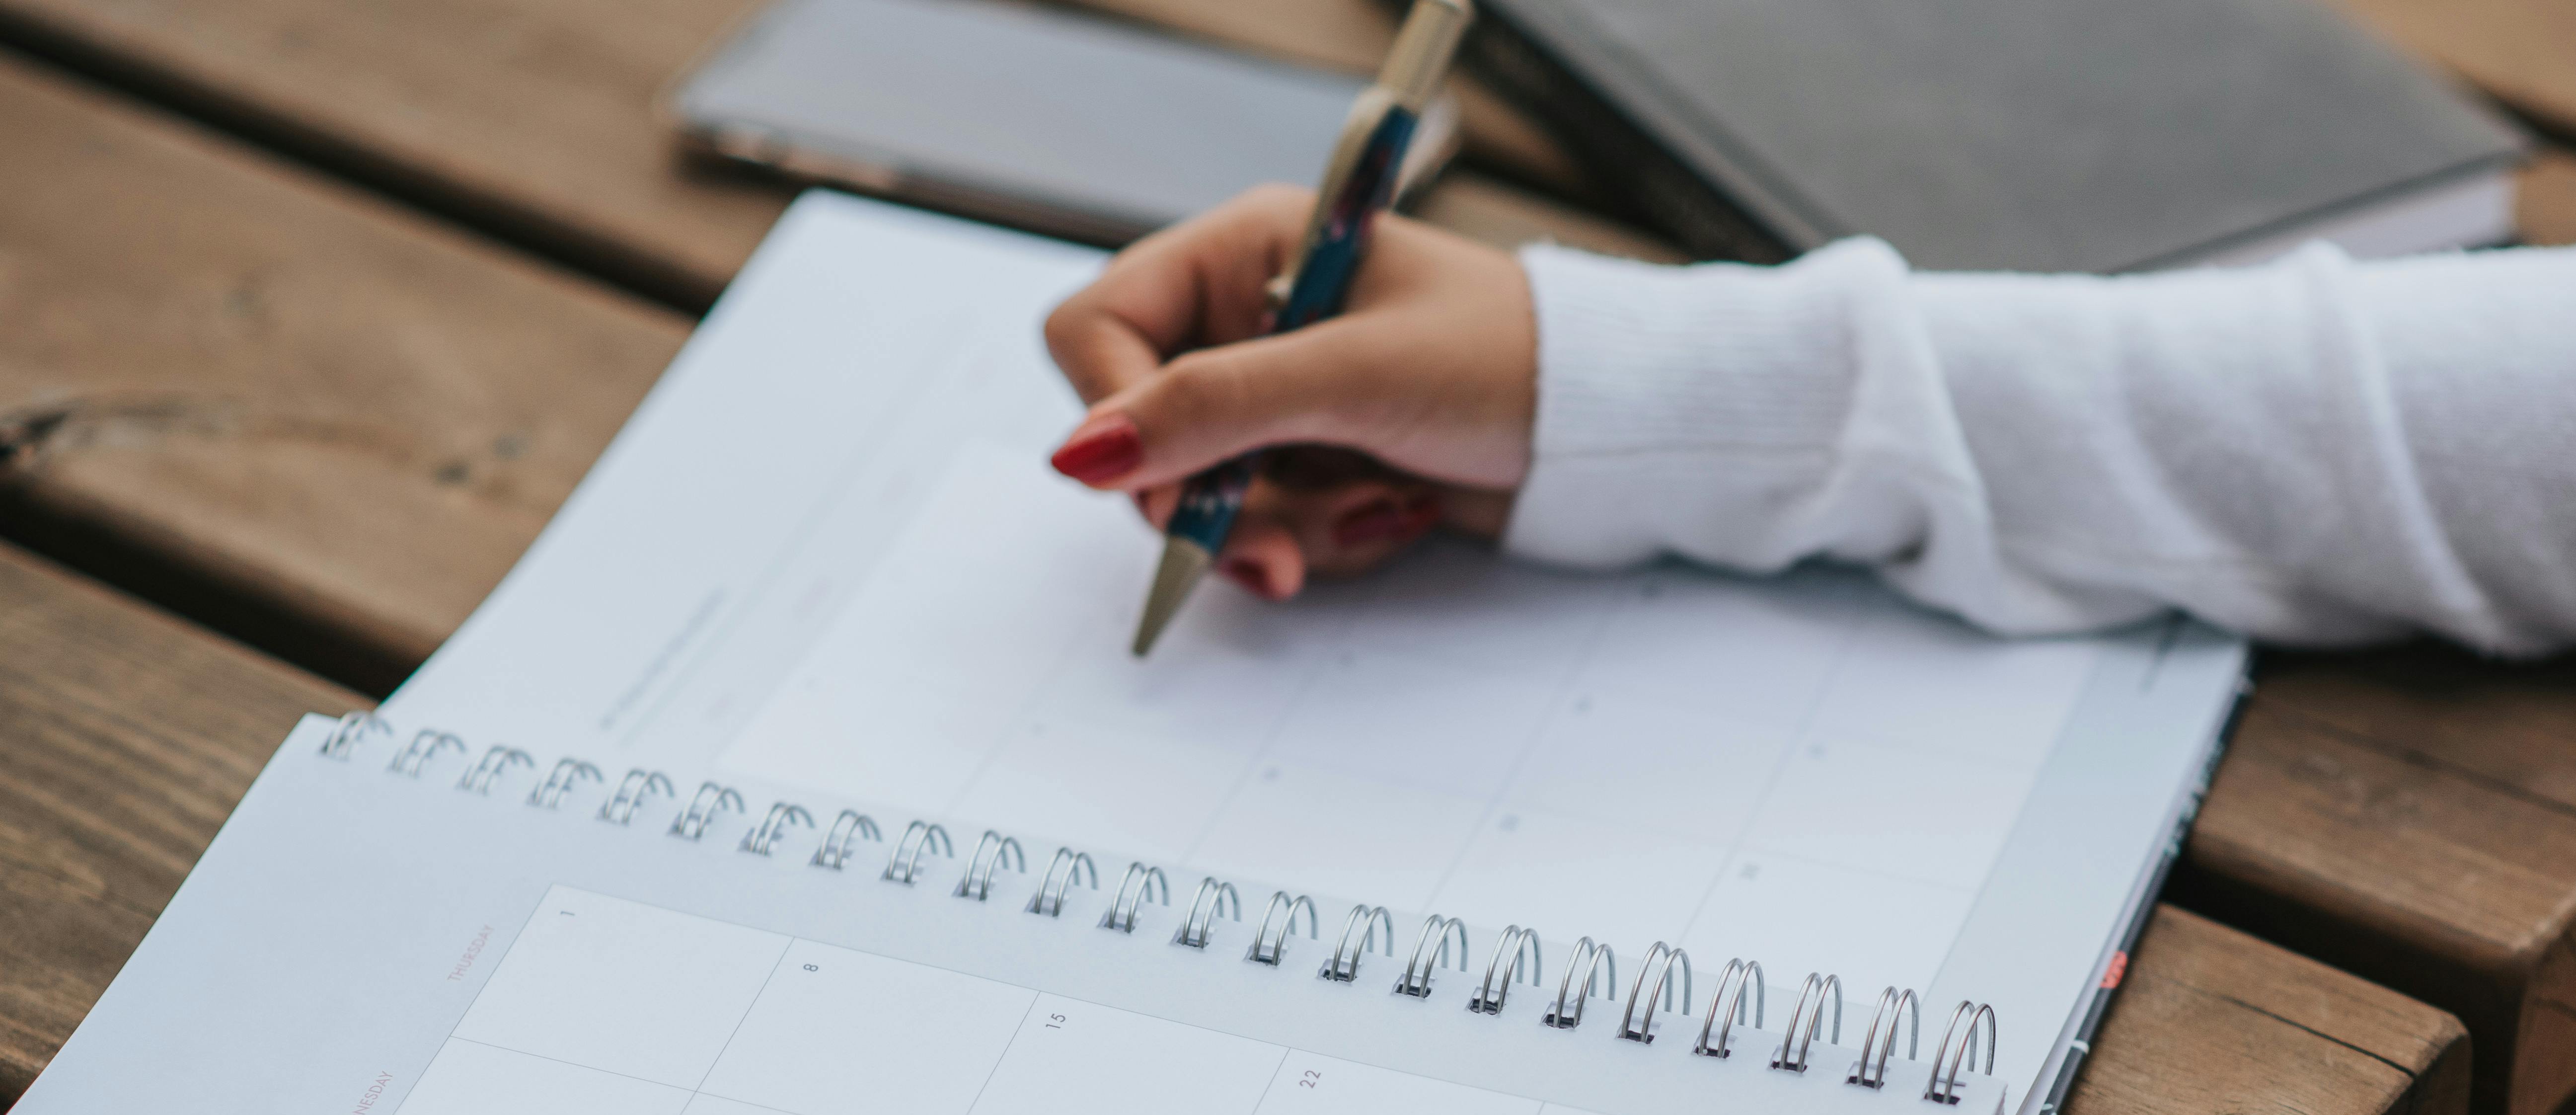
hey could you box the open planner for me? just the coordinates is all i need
[17,193,2247,1115]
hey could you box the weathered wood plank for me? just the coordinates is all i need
[2176,645,2576,1115]
[0,535,2467,1114]
[0,543,361,1098]
[0,0,1624,308]
[0,55,690,693]
[2067,907,2469,1115]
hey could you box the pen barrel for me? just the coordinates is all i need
[1379,0,1474,112]
[1275,104,1419,332]
[1165,454,1259,556]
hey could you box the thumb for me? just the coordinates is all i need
[1047,321,1374,491]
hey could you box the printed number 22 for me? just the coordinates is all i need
[1298,1070,1322,1089]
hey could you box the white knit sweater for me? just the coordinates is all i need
[1505,240,2576,654]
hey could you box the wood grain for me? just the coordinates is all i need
[0,542,361,1098]
[0,0,1628,309]
[2174,645,2576,1115]
[0,54,690,693]
[0,537,2466,1115]
[0,49,1659,696]
[2066,907,2468,1115]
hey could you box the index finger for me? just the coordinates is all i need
[1042,185,1313,405]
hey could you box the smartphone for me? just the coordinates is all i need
[671,0,1459,244]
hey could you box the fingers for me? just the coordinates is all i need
[1082,318,1402,489]
[1043,185,1314,406]
[1206,473,1456,601]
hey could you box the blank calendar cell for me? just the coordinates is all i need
[452,888,788,1089]
[1334,542,1618,682]
[969,993,1285,1115]
[1267,651,1553,801]
[1681,854,1975,1005]
[1741,739,2041,890]
[1571,571,1861,730]
[403,1038,691,1115]
[1504,691,1794,840]
[1807,611,2098,765]
[695,939,1037,1115]
[1254,1050,1542,1115]
[1432,806,1729,957]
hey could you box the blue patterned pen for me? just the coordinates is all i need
[1131,0,1473,656]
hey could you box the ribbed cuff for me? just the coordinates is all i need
[1503,239,1911,569]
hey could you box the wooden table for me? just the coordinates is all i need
[0,0,2567,1110]
[0,538,2470,1114]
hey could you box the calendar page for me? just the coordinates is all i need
[378,191,2247,1108]
[20,718,2013,1115]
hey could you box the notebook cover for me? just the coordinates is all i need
[1466,0,2528,270]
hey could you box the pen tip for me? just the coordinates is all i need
[1132,538,1214,657]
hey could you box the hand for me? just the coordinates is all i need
[1042,185,1538,600]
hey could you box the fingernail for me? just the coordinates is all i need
[1333,496,1442,547]
[1221,558,1272,599]
[1049,414,1142,484]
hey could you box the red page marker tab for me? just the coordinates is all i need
[2101,950,2130,990]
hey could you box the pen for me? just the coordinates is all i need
[1131,0,1473,657]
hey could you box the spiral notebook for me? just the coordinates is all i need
[17,192,2247,1115]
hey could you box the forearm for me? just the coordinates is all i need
[1505,239,2576,653]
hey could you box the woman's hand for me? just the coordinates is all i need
[1042,185,1539,600]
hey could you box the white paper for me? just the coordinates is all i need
[364,191,2245,1107]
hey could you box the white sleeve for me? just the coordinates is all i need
[1503,238,2576,654]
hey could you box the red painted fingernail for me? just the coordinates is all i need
[1221,558,1272,598]
[1049,414,1142,485]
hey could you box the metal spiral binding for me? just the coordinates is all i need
[387,729,464,778]
[1247,893,1317,965]
[1101,863,1169,933]
[1466,926,1540,1015]
[528,759,602,809]
[1174,878,1240,949]
[1543,938,1615,1029]
[319,711,392,760]
[599,769,674,825]
[1320,905,1393,982]
[1616,943,1692,1043]
[1693,959,1766,1058]
[456,746,533,794]
[956,832,1026,901]
[669,782,745,841]
[328,723,2014,1089]
[883,821,954,884]
[1771,973,1845,1073]
[1848,986,1920,1088]
[811,810,882,869]
[741,803,815,856]
[1924,1001,1996,1105]
[1028,849,1097,917]
[1396,915,1469,998]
